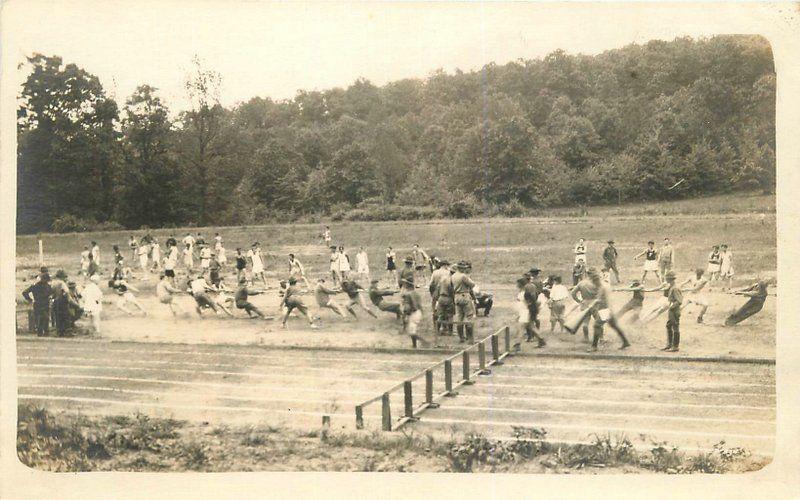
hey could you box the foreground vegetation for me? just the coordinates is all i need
[18,35,774,233]
[18,405,767,473]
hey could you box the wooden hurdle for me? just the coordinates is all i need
[354,325,515,432]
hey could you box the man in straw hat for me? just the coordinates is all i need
[603,240,620,285]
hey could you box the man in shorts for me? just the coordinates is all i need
[570,267,630,352]
[288,253,310,288]
[369,279,402,319]
[156,273,184,316]
[411,244,430,284]
[280,278,317,328]
[402,281,426,347]
[546,275,570,332]
[188,273,220,317]
[680,269,711,324]
[314,278,347,318]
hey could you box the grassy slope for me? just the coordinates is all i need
[16,193,776,286]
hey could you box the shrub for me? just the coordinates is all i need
[50,214,124,233]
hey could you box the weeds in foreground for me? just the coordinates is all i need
[17,404,760,473]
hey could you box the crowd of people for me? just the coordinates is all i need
[21,228,771,353]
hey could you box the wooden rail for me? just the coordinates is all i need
[355,325,515,431]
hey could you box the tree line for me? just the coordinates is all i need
[16,35,775,234]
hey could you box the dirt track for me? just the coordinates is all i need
[16,338,774,457]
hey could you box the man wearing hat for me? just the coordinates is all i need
[66,281,84,330]
[234,276,267,319]
[22,271,53,337]
[663,270,683,352]
[614,279,646,322]
[524,268,544,334]
[398,256,415,290]
[451,261,477,343]
[435,264,456,335]
[51,269,79,336]
[603,240,620,285]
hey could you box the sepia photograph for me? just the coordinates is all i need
[1,1,798,494]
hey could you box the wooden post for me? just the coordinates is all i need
[38,239,44,267]
[425,369,439,408]
[355,405,364,430]
[321,415,331,440]
[504,326,512,355]
[404,381,414,419]
[444,359,456,396]
[381,392,392,431]
[462,350,473,384]
[478,342,490,375]
[491,333,503,365]
[425,369,433,404]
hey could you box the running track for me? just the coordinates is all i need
[15,338,775,456]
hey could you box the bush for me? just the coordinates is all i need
[50,214,124,233]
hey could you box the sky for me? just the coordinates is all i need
[1,1,766,113]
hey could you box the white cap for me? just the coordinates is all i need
[90,274,100,282]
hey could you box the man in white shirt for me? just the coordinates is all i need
[183,233,196,253]
[247,243,267,286]
[81,274,104,334]
[188,274,220,317]
[547,276,570,333]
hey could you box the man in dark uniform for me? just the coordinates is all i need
[603,240,620,284]
[663,270,683,352]
[22,272,52,337]
[66,281,83,329]
[524,267,544,334]
[369,279,402,319]
[435,265,456,335]
[428,259,450,331]
[51,269,80,337]
[725,279,769,326]
[451,261,476,343]
[235,277,266,319]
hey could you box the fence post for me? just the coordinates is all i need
[381,392,392,431]
[491,333,504,365]
[355,405,364,430]
[424,369,439,408]
[404,381,416,420]
[462,350,473,384]
[478,342,490,375]
[444,359,457,396]
[504,326,512,355]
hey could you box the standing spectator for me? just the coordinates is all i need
[658,238,675,283]
[707,245,722,281]
[90,241,100,267]
[574,238,587,264]
[634,241,660,284]
[603,240,620,284]
[719,244,735,291]
[22,272,52,337]
[662,270,683,352]
[385,246,397,285]
[81,274,104,334]
[355,247,370,281]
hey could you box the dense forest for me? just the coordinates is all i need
[16,35,775,234]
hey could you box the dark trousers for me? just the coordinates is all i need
[605,261,620,283]
[725,298,765,326]
[617,300,643,321]
[666,309,681,347]
[34,306,50,336]
[53,298,69,335]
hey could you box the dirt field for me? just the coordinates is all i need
[13,193,778,471]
